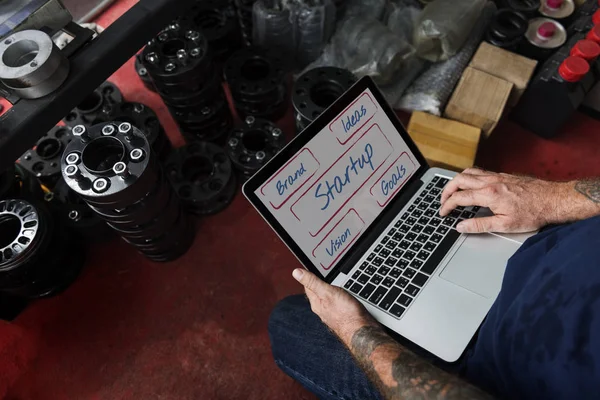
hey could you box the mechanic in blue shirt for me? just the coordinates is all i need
[268,168,600,400]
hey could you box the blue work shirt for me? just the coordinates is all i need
[463,216,600,399]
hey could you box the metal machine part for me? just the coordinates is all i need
[134,54,156,92]
[486,9,529,51]
[46,177,112,242]
[18,125,74,188]
[0,0,72,39]
[62,81,123,128]
[224,46,289,121]
[142,24,232,143]
[166,141,237,216]
[180,0,241,63]
[521,17,567,61]
[0,29,70,99]
[109,102,172,162]
[0,198,85,299]
[292,66,357,133]
[61,122,194,262]
[226,116,286,181]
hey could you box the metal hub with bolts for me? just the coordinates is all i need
[226,117,287,182]
[18,125,74,188]
[292,66,357,134]
[165,141,237,216]
[224,46,289,121]
[60,121,194,262]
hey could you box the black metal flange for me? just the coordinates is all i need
[226,116,286,181]
[61,122,194,262]
[293,67,357,134]
[179,0,241,63]
[18,126,74,188]
[224,46,289,120]
[62,81,124,129]
[0,199,85,299]
[135,54,156,92]
[109,102,172,162]
[165,142,237,216]
[174,97,233,144]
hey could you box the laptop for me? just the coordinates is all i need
[243,76,533,362]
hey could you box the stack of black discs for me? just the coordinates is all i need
[293,66,357,134]
[46,178,112,242]
[165,142,237,216]
[62,81,123,128]
[235,0,258,45]
[224,46,288,120]
[135,54,156,92]
[179,0,241,64]
[485,9,528,51]
[226,116,286,181]
[142,25,233,144]
[109,102,172,162]
[0,198,85,299]
[18,125,73,189]
[61,122,194,262]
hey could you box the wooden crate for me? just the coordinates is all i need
[444,67,513,137]
[408,111,481,172]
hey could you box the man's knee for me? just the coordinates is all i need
[268,294,311,338]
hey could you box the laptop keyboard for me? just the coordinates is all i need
[343,176,481,320]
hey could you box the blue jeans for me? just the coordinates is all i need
[268,295,384,400]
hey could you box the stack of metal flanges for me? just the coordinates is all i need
[18,125,74,189]
[292,66,357,134]
[235,0,259,46]
[61,122,194,262]
[165,142,237,216]
[224,46,288,121]
[142,25,233,144]
[109,102,172,162]
[227,116,286,182]
[62,81,123,128]
[252,0,296,59]
[179,0,241,65]
[0,198,85,299]
[295,0,337,68]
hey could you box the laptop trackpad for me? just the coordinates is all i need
[439,234,521,299]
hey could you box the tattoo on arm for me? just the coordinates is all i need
[350,326,493,400]
[575,180,600,204]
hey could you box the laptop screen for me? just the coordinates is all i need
[252,85,423,278]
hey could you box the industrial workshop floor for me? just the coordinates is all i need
[2,1,600,399]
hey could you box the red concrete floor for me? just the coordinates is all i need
[2,1,600,399]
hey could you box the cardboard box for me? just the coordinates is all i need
[469,42,537,107]
[444,67,513,137]
[408,111,481,172]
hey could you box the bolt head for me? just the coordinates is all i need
[92,178,110,193]
[130,148,145,162]
[256,151,266,161]
[64,165,80,178]
[158,32,169,42]
[102,125,116,136]
[169,23,180,31]
[113,162,128,177]
[190,48,201,57]
[138,67,148,76]
[66,152,80,165]
[186,31,200,40]
[176,49,187,60]
[72,125,86,136]
[245,116,255,126]
[118,122,132,134]
[68,210,81,222]
[133,104,144,113]
[272,128,282,137]
[229,138,239,148]
[145,52,159,64]
[201,107,211,115]
[165,63,176,72]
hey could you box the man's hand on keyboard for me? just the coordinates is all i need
[292,268,377,345]
[439,168,564,234]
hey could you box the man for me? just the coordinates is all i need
[268,168,600,399]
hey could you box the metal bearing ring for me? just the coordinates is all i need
[0,30,70,99]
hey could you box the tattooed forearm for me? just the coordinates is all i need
[350,326,493,400]
[575,180,600,204]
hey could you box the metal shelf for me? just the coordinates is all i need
[0,0,195,171]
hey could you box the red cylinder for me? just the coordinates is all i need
[570,40,600,62]
[558,56,590,82]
